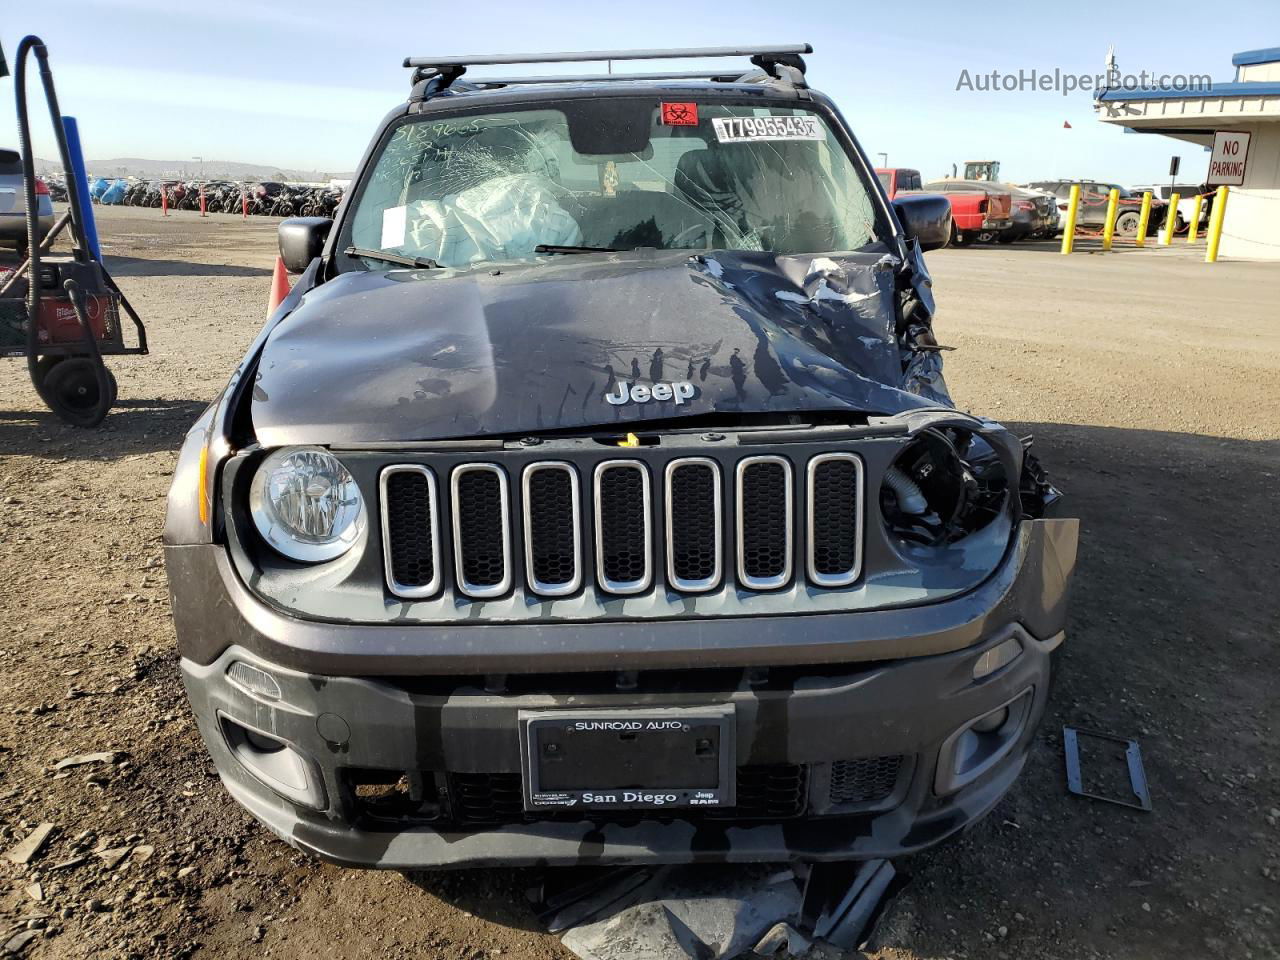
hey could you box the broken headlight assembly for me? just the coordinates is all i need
[248,447,367,562]
[880,429,1011,547]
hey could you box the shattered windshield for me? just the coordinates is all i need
[346,99,882,269]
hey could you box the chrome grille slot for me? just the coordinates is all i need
[806,453,864,587]
[450,464,511,598]
[522,463,581,596]
[380,466,441,598]
[665,458,722,592]
[594,460,651,594]
[736,456,793,590]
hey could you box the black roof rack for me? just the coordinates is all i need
[405,45,811,96]
[467,71,745,86]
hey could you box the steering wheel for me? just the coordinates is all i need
[670,222,712,250]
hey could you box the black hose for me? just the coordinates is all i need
[13,34,111,425]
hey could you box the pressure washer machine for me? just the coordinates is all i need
[0,35,147,427]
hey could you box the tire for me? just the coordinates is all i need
[951,227,974,247]
[40,358,115,427]
[33,355,64,392]
[1114,210,1141,237]
[997,232,1018,244]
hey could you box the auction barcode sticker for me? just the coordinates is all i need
[711,116,824,143]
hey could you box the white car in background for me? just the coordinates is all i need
[0,148,55,255]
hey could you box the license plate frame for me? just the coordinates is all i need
[519,705,735,812]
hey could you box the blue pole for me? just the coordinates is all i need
[61,115,102,262]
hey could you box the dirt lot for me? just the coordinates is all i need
[0,206,1277,959]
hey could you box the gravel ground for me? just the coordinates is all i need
[0,206,1277,960]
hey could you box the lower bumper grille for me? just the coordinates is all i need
[447,764,810,825]
[829,755,904,806]
[450,773,525,823]
[727,763,808,819]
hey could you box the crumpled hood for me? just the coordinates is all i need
[251,248,949,445]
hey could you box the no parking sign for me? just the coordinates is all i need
[1208,131,1251,185]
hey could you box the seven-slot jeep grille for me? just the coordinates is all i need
[381,452,864,600]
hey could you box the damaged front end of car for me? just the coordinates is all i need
[164,51,1078,869]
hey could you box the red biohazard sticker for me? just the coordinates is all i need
[661,102,699,126]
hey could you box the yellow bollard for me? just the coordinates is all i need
[1101,188,1120,251]
[1060,184,1081,254]
[1135,191,1153,247]
[1188,193,1205,243]
[1161,193,1181,245]
[1205,185,1229,263]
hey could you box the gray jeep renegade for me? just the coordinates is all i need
[164,45,1079,869]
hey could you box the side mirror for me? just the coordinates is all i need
[278,217,333,274]
[892,194,952,252]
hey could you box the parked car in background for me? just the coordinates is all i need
[0,148,54,254]
[875,167,924,198]
[1130,183,1210,234]
[1025,180,1165,238]
[916,180,1014,245]
[1010,185,1060,240]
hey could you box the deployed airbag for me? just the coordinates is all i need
[402,173,582,267]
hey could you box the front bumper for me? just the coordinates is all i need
[170,519,1077,868]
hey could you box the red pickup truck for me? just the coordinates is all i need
[876,168,1013,246]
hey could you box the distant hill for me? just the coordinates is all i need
[35,156,353,183]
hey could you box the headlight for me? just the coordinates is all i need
[249,447,366,562]
[880,429,1009,546]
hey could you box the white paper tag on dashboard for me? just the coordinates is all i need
[380,205,407,248]
[711,116,824,143]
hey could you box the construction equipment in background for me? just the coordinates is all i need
[963,160,1001,182]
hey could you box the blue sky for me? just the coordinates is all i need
[5,0,1278,185]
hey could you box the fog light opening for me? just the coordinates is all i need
[219,714,324,810]
[934,689,1035,796]
[243,728,286,753]
[970,706,1009,734]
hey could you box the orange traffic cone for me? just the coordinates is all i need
[267,256,291,317]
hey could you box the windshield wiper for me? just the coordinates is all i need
[534,244,617,255]
[344,246,439,269]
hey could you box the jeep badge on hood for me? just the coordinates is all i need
[605,380,696,406]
